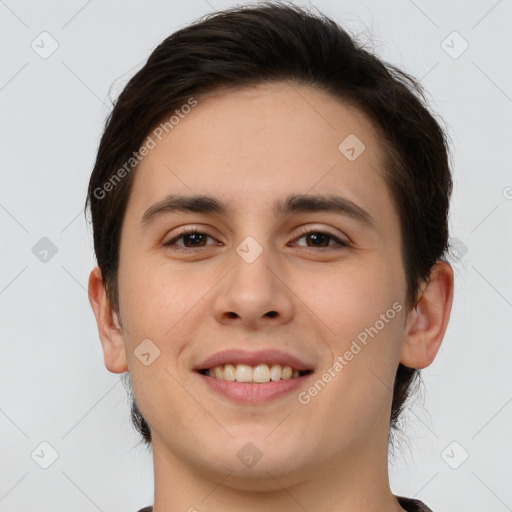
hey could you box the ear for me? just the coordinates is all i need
[400,260,454,369]
[88,266,128,374]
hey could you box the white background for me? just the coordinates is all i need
[1,0,511,511]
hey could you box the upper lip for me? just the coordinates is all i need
[194,348,314,372]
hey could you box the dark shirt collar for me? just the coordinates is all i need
[137,496,434,512]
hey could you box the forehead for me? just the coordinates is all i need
[125,81,397,229]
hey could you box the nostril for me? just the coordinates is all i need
[265,311,278,318]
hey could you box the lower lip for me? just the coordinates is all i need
[197,372,313,404]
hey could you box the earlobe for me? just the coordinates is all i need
[88,266,128,374]
[400,260,454,369]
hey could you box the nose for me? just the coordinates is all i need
[211,243,295,329]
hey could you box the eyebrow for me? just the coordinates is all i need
[140,193,376,230]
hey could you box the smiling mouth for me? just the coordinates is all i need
[197,363,312,383]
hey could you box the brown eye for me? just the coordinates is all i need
[292,229,350,249]
[303,232,331,247]
[163,229,217,249]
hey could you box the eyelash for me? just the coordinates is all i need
[162,227,351,252]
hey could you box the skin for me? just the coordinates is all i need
[89,81,453,512]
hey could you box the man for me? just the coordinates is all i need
[87,3,454,511]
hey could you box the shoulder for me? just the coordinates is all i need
[395,495,434,512]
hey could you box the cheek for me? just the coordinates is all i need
[117,256,204,346]
[292,257,403,343]
[116,259,214,438]
[291,255,406,414]
[292,262,405,450]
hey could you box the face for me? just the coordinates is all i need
[104,82,414,488]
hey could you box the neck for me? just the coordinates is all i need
[150,417,405,512]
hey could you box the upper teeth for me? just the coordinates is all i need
[205,364,301,383]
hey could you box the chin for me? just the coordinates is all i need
[191,435,315,487]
